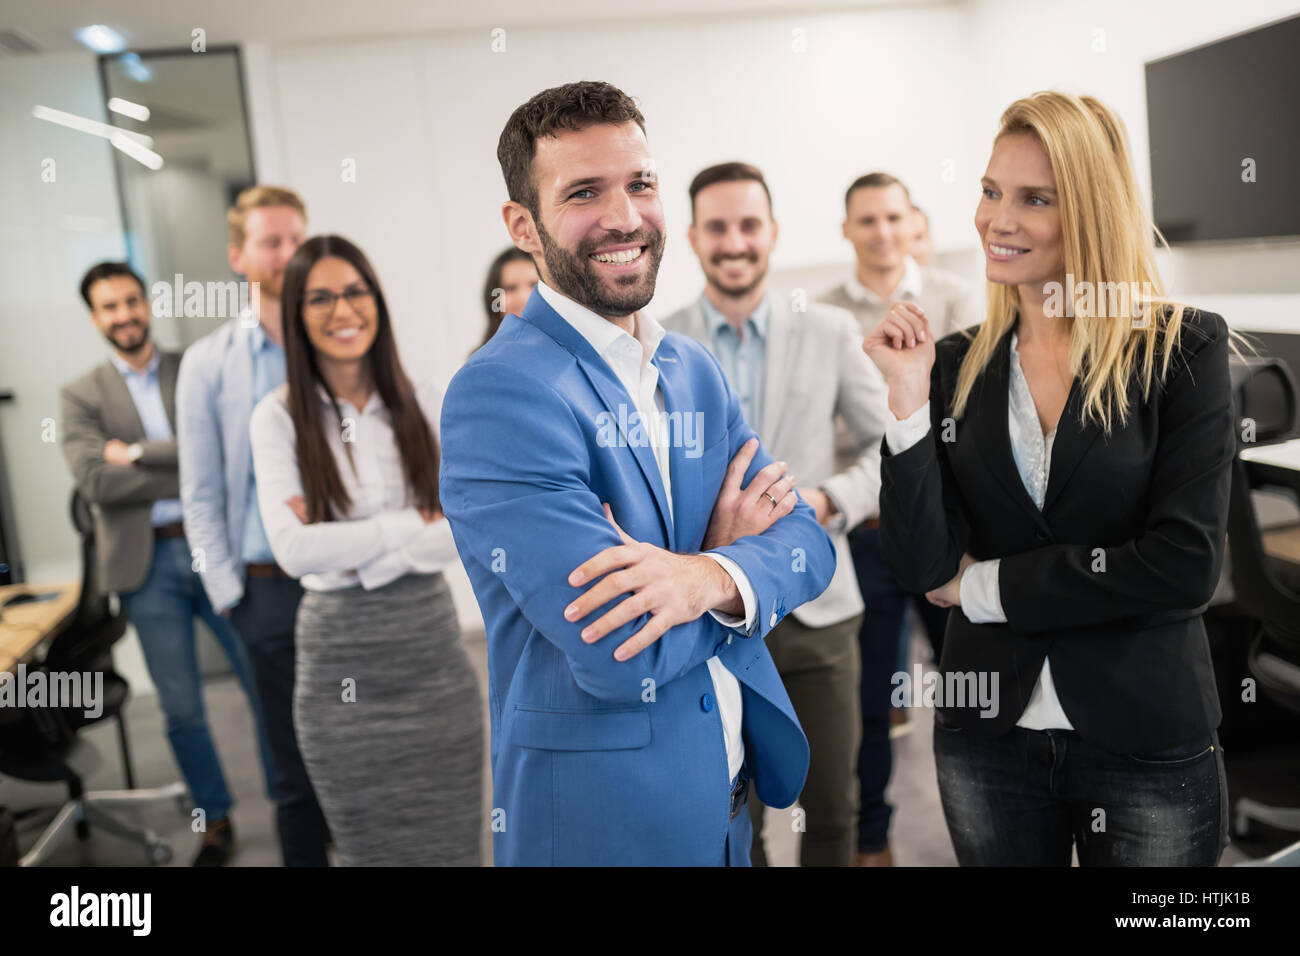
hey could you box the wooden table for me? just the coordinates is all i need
[0,581,80,675]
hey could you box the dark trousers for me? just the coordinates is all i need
[723,775,753,867]
[848,524,949,853]
[934,721,1229,866]
[748,611,861,866]
[229,574,331,867]
[849,525,900,853]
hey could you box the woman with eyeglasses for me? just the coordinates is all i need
[864,92,1236,865]
[249,234,482,865]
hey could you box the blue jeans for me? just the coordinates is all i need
[934,719,1229,866]
[117,536,276,820]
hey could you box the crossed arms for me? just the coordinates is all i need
[439,360,835,702]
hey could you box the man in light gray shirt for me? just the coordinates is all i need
[817,171,981,865]
[663,162,888,866]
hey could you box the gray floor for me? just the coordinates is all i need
[2,622,1290,866]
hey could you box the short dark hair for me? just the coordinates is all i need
[497,80,647,219]
[844,172,911,212]
[79,260,146,308]
[688,162,774,222]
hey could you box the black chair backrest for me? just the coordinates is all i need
[43,490,125,673]
[1230,355,1298,444]
[1225,356,1300,642]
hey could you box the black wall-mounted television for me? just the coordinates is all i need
[1145,14,1300,244]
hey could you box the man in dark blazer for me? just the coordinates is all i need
[59,261,274,866]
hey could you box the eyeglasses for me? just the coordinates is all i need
[304,286,375,317]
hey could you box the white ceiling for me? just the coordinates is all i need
[1,0,947,54]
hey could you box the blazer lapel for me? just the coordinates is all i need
[97,361,146,441]
[519,290,675,545]
[971,330,1048,527]
[653,336,698,552]
[1041,374,1104,514]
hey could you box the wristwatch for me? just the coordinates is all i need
[126,442,144,463]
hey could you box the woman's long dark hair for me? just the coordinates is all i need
[480,246,535,347]
[280,234,439,523]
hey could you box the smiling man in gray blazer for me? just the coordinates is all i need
[60,261,274,866]
[661,163,888,866]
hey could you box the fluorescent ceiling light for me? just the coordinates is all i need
[75,24,125,54]
[107,97,150,121]
[110,130,164,170]
[32,105,155,149]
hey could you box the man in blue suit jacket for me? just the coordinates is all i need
[439,81,835,865]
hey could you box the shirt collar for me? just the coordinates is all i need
[314,381,384,416]
[248,320,268,353]
[247,316,285,355]
[536,279,664,370]
[700,292,771,341]
[844,255,924,305]
[110,346,160,380]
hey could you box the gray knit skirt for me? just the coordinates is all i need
[294,572,482,866]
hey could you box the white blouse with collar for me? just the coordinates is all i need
[884,331,1073,730]
[249,379,459,593]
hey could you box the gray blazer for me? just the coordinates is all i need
[661,292,888,628]
[59,351,182,594]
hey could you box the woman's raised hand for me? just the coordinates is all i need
[862,301,936,420]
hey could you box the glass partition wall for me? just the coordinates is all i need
[98,47,256,349]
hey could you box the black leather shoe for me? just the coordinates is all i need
[192,818,235,867]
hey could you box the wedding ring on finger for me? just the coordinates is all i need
[762,491,779,508]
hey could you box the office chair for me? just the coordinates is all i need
[0,490,185,865]
[1224,356,1300,866]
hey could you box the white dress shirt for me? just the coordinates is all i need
[248,378,460,592]
[884,331,1073,729]
[536,280,755,783]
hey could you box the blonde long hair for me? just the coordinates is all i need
[952,92,1186,434]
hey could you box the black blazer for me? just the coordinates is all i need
[879,309,1233,753]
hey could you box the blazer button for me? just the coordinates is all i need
[700,693,714,713]
[769,611,778,627]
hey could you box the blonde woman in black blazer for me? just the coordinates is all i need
[864,91,1235,866]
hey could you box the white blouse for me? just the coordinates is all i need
[248,379,460,593]
[884,331,1073,730]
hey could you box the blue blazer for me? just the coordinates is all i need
[439,289,836,866]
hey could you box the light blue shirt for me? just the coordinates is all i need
[111,349,183,527]
[240,323,286,564]
[701,294,770,436]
